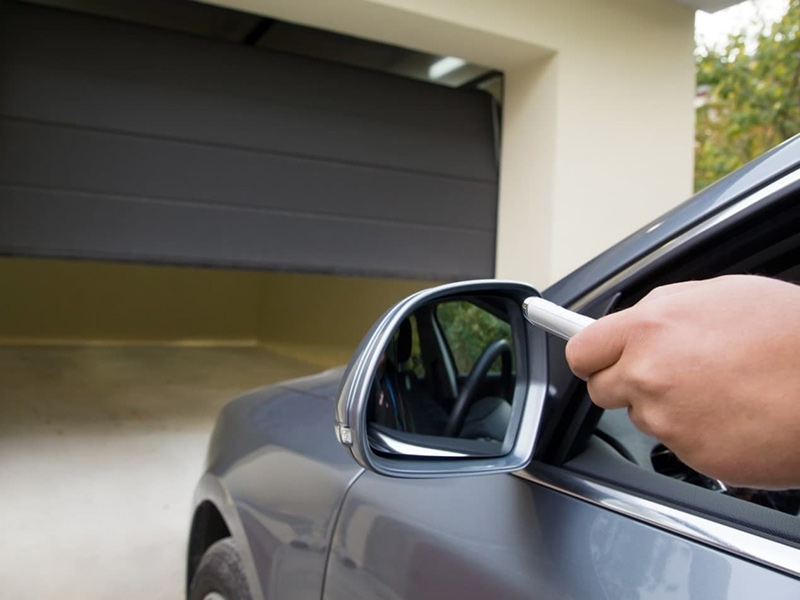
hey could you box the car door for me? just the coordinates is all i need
[322,469,798,600]
[323,161,800,599]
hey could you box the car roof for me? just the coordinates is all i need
[544,134,800,307]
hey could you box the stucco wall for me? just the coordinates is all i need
[202,0,696,286]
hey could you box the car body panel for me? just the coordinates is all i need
[190,137,800,598]
[195,368,362,600]
[323,469,800,600]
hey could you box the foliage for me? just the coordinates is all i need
[435,301,512,375]
[695,0,800,191]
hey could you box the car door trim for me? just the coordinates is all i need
[515,465,800,579]
[569,167,800,311]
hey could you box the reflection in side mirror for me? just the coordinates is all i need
[368,296,517,455]
[335,280,549,478]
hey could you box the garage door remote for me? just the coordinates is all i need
[522,297,596,340]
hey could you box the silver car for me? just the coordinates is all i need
[187,136,800,599]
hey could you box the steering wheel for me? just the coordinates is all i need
[443,338,513,437]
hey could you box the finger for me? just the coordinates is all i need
[566,309,632,380]
[585,365,630,410]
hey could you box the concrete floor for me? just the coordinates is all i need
[0,346,320,600]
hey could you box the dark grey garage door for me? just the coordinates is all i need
[0,2,499,280]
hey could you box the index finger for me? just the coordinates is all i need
[565,308,632,380]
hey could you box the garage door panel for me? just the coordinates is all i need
[0,118,497,232]
[0,2,497,184]
[0,2,499,279]
[0,187,494,280]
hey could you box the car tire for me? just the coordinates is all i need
[189,538,253,600]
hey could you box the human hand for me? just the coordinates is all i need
[565,275,800,489]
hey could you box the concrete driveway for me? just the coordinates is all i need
[0,346,320,599]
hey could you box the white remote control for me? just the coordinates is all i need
[522,297,596,340]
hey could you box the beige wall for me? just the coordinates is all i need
[204,0,696,286]
[0,257,434,366]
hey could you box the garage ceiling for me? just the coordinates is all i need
[15,0,501,93]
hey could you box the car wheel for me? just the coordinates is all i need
[189,538,252,600]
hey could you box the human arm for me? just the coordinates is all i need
[565,275,800,489]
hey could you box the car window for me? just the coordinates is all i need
[435,300,513,375]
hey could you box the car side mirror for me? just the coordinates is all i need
[335,280,548,477]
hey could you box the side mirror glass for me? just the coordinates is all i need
[335,280,548,477]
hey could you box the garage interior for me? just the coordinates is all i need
[0,0,502,597]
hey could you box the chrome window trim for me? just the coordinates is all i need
[516,466,800,579]
[568,167,800,311]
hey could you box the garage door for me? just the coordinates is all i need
[0,2,499,280]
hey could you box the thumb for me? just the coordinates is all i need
[565,309,632,380]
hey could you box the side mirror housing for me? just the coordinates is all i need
[335,280,548,478]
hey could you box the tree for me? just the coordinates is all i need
[695,0,800,191]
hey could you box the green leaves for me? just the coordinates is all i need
[435,301,512,375]
[695,0,800,191]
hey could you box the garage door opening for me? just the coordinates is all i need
[0,255,439,365]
